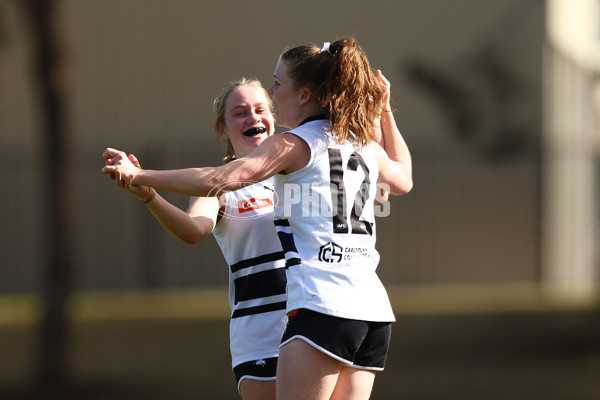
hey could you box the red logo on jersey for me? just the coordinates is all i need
[237,197,273,213]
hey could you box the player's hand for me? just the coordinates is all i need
[126,154,152,198]
[375,70,391,105]
[102,147,140,186]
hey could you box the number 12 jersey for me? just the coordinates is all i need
[274,118,395,323]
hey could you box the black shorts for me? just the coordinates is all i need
[233,357,277,391]
[280,308,392,370]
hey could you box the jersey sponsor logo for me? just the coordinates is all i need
[237,197,273,213]
[318,242,373,263]
[207,180,278,220]
[318,242,343,263]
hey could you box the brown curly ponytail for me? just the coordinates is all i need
[280,37,384,146]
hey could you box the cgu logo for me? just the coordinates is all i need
[237,198,273,213]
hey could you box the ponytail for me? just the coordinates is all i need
[280,37,384,146]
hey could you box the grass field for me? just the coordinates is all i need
[0,285,599,399]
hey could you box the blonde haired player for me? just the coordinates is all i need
[105,78,286,400]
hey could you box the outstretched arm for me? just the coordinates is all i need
[103,152,219,244]
[146,194,219,244]
[101,133,309,197]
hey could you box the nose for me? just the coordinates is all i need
[247,110,260,124]
[267,84,274,96]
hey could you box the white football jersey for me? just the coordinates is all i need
[212,178,287,368]
[274,118,395,322]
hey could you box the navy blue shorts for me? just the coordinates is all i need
[233,357,277,391]
[280,308,392,370]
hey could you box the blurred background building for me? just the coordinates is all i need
[0,0,597,301]
[543,0,599,299]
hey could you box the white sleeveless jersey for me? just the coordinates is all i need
[274,119,395,322]
[211,178,287,368]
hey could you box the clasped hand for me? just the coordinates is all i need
[102,147,149,198]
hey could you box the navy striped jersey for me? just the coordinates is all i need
[212,178,287,368]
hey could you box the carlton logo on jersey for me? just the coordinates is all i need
[237,197,273,213]
[318,242,373,263]
[318,242,343,263]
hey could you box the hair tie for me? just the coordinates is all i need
[320,42,333,55]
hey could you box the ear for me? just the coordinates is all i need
[217,123,229,141]
[299,87,312,106]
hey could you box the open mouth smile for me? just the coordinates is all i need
[243,127,267,137]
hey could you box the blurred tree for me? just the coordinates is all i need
[20,0,73,392]
[405,43,535,162]
[0,3,8,48]
[404,0,541,163]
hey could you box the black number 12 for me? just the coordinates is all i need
[328,148,373,236]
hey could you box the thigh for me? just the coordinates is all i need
[240,379,276,400]
[330,367,376,400]
[277,338,342,400]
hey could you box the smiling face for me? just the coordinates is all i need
[218,85,274,158]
